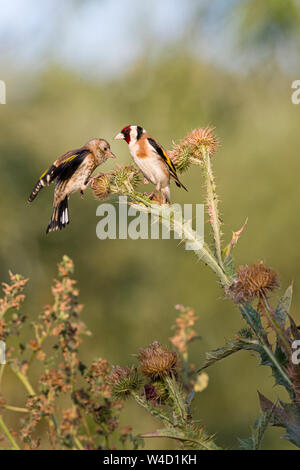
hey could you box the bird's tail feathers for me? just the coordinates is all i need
[46,197,69,234]
[28,179,47,203]
[28,165,57,202]
[172,174,188,192]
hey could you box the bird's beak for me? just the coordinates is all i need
[108,151,116,159]
[114,132,124,140]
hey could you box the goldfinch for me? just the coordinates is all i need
[114,125,187,203]
[28,138,116,233]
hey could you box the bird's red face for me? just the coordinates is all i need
[114,126,132,144]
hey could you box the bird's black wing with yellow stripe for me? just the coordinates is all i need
[147,137,187,191]
[28,148,89,202]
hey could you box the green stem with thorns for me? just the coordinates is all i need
[0,415,20,450]
[202,146,223,269]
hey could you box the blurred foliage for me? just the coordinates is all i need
[236,0,300,47]
[0,36,300,447]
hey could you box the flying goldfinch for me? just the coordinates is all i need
[114,125,187,203]
[28,138,116,233]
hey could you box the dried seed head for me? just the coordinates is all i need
[227,261,280,304]
[72,389,90,408]
[91,174,112,201]
[169,127,219,172]
[138,341,178,379]
[109,366,141,399]
[183,128,219,156]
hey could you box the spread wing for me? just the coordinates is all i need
[147,137,187,191]
[28,148,89,202]
[54,149,90,183]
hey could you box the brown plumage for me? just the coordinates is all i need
[28,138,116,233]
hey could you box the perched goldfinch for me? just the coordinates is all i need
[28,138,116,233]
[114,125,187,203]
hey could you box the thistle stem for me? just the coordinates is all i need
[0,364,5,390]
[74,435,84,451]
[131,391,174,426]
[140,431,215,450]
[3,405,29,413]
[202,146,223,269]
[164,375,187,424]
[0,415,20,450]
[130,200,230,287]
[261,293,290,353]
[14,370,35,396]
[240,305,292,389]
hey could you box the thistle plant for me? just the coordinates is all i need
[92,127,300,449]
[0,257,141,450]
[91,165,141,202]
[1,127,299,450]
[0,258,218,450]
[114,336,218,450]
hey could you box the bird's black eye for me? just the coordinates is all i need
[123,129,130,136]
[104,147,107,151]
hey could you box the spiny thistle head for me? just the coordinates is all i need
[92,165,140,201]
[109,366,142,400]
[138,341,178,379]
[183,128,219,155]
[227,261,280,304]
[169,127,219,172]
[113,165,140,191]
[151,380,169,401]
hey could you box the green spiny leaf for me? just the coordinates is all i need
[140,426,221,450]
[274,284,293,328]
[238,409,274,450]
[198,339,244,372]
[259,392,300,448]
[240,304,264,336]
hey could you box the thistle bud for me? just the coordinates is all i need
[109,366,142,400]
[138,341,178,379]
[92,165,141,201]
[169,127,219,172]
[91,174,112,201]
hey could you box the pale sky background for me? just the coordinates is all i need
[0,0,298,79]
[1,0,200,75]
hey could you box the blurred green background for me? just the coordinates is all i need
[1,0,300,450]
